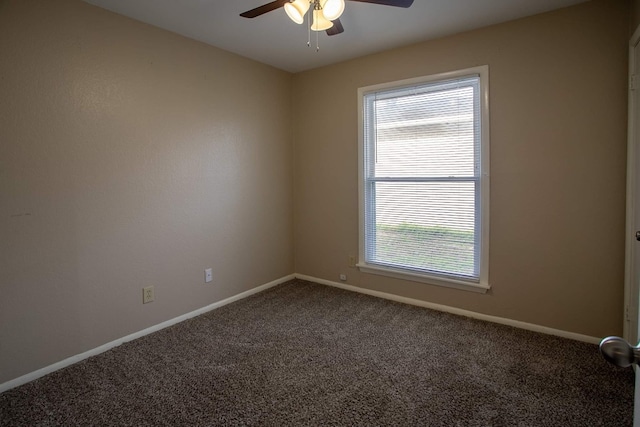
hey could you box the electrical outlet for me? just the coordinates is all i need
[339,274,347,281]
[143,286,154,304]
[205,268,212,283]
[348,255,356,268]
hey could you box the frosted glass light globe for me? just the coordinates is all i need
[284,0,310,24]
[322,0,345,21]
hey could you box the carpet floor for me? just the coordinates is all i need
[0,279,634,426]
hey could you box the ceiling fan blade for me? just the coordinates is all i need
[326,18,344,36]
[347,0,414,7]
[240,0,289,18]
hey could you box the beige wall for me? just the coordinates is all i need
[293,0,629,338]
[0,0,293,384]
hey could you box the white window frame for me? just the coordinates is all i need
[357,66,490,294]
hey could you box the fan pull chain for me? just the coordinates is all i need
[307,7,311,47]
[305,1,320,52]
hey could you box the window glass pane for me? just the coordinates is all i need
[365,181,477,278]
[368,79,479,179]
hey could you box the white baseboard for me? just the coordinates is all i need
[1,272,601,394]
[295,273,601,345]
[0,274,295,394]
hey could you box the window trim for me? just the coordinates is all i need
[357,66,490,293]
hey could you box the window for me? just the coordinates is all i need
[358,66,490,293]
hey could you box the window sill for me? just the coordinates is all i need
[356,263,490,294]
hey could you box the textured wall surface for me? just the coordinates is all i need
[0,0,293,384]
[293,0,629,338]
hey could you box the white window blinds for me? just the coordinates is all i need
[362,74,485,283]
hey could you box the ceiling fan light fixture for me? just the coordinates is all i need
[284,0,310,24]
[322,0,345,21]
[311,8,333,31]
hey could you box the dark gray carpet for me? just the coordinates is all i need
[0,279,634,426]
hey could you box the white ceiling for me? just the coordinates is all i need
[83,0,589,73]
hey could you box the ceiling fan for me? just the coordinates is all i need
[239,0,414,37]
